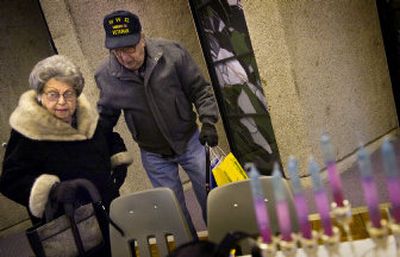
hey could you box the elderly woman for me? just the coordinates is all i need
[0,55,133,225]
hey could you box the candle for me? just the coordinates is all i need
[272,163,293,241]
[248,163,272,243]
[309,157,334,236]
[381,138,400,223]
[320,133,345,207]
[288,156,313,239]
[357,146,382,228]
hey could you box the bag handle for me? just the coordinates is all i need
[205,144,211,194]
[215,231,262,257]
[209,145,226,158]
[44,179,102,221]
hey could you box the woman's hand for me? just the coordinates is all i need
[112,166,128,189]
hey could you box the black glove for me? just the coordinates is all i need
[49,179,86,204]
[112,165,127,189]
[199,123,218,147]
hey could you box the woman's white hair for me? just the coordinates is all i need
[29,55,84,96]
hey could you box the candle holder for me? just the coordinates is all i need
[298,231,319,257]
[331,200,352,238]
[389,222,400,257]
[255,237,278,257]
[321,226,341,257]
[331,200,356,256]
[367,219,389,257]
[278,235,298,257]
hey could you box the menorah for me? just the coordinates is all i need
[247,134,400,257]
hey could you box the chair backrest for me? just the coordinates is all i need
[207,176,299,244]
[109,187,193,257]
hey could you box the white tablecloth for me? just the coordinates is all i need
[240,236,399,257]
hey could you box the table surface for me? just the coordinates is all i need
[156,203,396,257]
[237,203,400,256]
[239,235,399,257]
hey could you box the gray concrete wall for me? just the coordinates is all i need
[38,0,229,198]
[1,0,399,235]
[0,0,56,237]
[242,0,398,175]
[37,0,229,234]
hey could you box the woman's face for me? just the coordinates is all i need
[40,78,77,124]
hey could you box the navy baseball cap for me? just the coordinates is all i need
[103,10,142,49]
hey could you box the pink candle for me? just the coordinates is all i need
[273,163,293,241]
[357,147,382,228]
[309,158,334,236]
[288,157,312,239]
[382,138,400,223]
[248,164,272,243]
[321,133,345,207]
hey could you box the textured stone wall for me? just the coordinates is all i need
[39,0,229,196]
[242,0,398,175]
[0,0,56,236]
[1,0,398,235]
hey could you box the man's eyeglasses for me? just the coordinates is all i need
[112,42,140,56]
[43,91,77,102]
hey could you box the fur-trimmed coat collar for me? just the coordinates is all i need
[10,90,98,141]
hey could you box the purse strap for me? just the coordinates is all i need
[214,231,261,257]
[205,144,211,194]
[44,179,102,221]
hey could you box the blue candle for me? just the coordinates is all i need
[248,163,272,243]
[320,133,345,207]
[273,163,292,241]
[357,146,381,228]
[288,156,302,195]
[381,138,400,223]
[288,156,312,239]
[309,157,334,236]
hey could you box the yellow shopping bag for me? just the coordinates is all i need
[212,152,248,186]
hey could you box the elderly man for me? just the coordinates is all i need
[95,10,219,238]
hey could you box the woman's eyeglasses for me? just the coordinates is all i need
[43,91,76,102]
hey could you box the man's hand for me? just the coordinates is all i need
[112,165,128,189]
[199,123,218,147]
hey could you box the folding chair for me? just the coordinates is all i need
[109,187,194,257]
[207,176,299,244]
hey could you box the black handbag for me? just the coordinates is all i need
[26,179,107,257]
[167,231,264,257]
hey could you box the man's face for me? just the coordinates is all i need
[112,35,146,71]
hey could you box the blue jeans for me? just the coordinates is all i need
[140,130,207,238]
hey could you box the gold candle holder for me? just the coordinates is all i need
[331,199,357,255]
[298,230,320,257]
[367,220,389,257]
[331,200,352,240]
[389,222,400,257]
[279,234,298,257]
[320,226,341,257]
[256,237,278,257]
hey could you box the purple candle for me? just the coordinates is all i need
[320,133,345,207]
[309,157,334,236]
[288,156,312,239]
[272,163,293,241]
[381,138,400,224]
[248,164,272,243]
[357,147,382,228]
